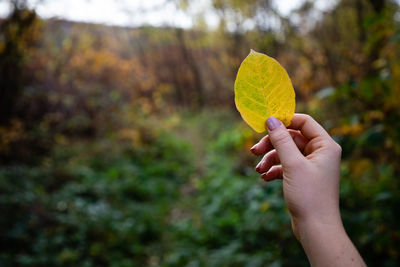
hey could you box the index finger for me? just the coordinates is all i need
[288,113,331,140]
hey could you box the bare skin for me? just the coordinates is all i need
[250,114,366,267]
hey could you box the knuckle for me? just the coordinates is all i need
[302,114,313,122]
[329,141,342,155]
[334,142,342,154]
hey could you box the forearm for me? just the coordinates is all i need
[254,115,366,266]
[297,218,366,267]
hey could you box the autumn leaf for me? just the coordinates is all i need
[234,49,295,133]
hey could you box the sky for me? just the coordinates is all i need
[0,0,335,29]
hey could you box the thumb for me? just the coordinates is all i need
[266,116,303,167]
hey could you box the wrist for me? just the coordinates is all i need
[295,213,344,244]
[293,213,365,267]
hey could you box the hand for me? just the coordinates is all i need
[251,114,342,236]
[250,114,365,266]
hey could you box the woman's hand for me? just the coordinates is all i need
[250,114,365,267]
[250,114,342,236]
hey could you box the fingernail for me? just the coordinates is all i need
[250,144,257,152]
[261,173,267,181]
[266,116,281,131]
[255,161,262,171]
[261,172,269,179]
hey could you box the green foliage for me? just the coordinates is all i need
[0,111,309,266]
[163,113,307,266]
[0,131,194,266]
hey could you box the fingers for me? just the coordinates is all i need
[289,113,341,156]
[251,130,308,156]
[265,117,304,167]
[288,114,331,141]
[251,114,338,182]
[250,135,272,156]
[255,150,280,173]
[261,165,283,181]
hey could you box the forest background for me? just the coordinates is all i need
[1,0,400,266]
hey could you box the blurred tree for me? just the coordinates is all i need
[175,28,205,107]
[0,0,39,124]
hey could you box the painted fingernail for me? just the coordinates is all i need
[255,161,262,172]
[250,144,257,152]
[266,116,281,131]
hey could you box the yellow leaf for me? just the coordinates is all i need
[234,50,295,132]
